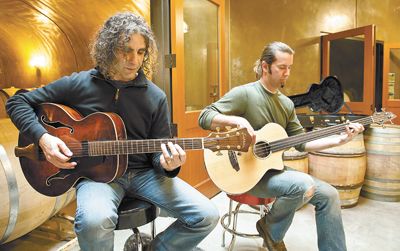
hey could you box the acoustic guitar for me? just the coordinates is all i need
[204,111,396,195]
[15,103,252,197]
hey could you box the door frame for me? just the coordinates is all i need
[170,0,227,197]
[382,42,400,124]
[321,25,376,115]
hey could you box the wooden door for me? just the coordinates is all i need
[170,0,226,197]
[382,43,400,124]
[321,25,375,115]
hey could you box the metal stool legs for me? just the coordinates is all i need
[221,198,270,250]
[116,198,159,251]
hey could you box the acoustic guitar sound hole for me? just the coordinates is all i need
[253,141,271,159]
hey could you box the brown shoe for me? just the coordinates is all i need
[256,218,287,251]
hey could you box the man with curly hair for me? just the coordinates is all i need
[7,12,219,251]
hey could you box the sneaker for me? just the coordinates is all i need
[256,218,287,251]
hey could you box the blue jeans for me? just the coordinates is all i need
[74,168,219,251]
[249,169,347,251]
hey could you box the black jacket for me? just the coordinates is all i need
[6,68,179,177]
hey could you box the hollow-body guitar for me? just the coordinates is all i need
[15,103,252,196]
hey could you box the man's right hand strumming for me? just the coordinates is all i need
[38,133,77,169]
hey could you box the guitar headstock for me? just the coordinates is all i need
[204,127,252,152]
[371,110,397,126]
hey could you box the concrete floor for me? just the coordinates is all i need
[1,193,399,251]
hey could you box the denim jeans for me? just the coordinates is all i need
[74,168,219,251]
[249,169,346,251]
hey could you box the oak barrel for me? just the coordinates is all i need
[0,90,10,118]
[0,118,75,244]
[283,147,309,173]
[309,133,366,208]
[0,87,35,118]
[361,124,400,202]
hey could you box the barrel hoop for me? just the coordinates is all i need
[365,130,400,136]
[365,149,400,156]
[365,137,400,143]
[333,181,364,190]
[362,184,400,192]
[50,194,63,217]
[64,189,75,206]
[0,145,19,244]
[365,176,400,183]
[360,190,400,202]
[0,90,11,99]
[283,155,308,160]
[310,152,365,158]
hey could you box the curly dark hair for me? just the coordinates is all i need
[90,12,157,79]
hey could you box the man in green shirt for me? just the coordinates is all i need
[199,41,364,251]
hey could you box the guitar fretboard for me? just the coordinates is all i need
[269,115,376,152]
[87,138,204,156]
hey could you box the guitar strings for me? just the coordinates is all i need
[251,115,383,156]
[39,114,389,158]
[49,136,243,157]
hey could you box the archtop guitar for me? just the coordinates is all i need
[15,103,252,197]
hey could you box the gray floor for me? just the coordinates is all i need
[114,193,400,251]
[1,193,399,251]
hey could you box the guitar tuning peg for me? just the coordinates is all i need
[225,125,232,131]
[215,126,220,132]
[216,151,222,156]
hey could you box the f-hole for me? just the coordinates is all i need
[41,115,74,133]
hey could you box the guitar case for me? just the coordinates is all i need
[288,76,344,113]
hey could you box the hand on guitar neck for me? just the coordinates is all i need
[302,121,365,152]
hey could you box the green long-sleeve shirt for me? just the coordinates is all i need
[198,80,306,151]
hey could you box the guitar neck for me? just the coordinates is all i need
[269,115,374,152]
[86,138,205,156]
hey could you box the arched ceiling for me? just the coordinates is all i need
[0,0,150,89]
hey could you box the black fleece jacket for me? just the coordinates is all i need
[6,68,180,177]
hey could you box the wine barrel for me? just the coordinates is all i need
[0,87,36,118]
[283,147,309,173]
[309,133,366,208]
[0,90,10,118]
[0,118,75,244]
[361,124,400,202]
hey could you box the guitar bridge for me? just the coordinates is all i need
[228,150,240,172]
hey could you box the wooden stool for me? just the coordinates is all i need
[221,193,275,251]
[116,197,160,251]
